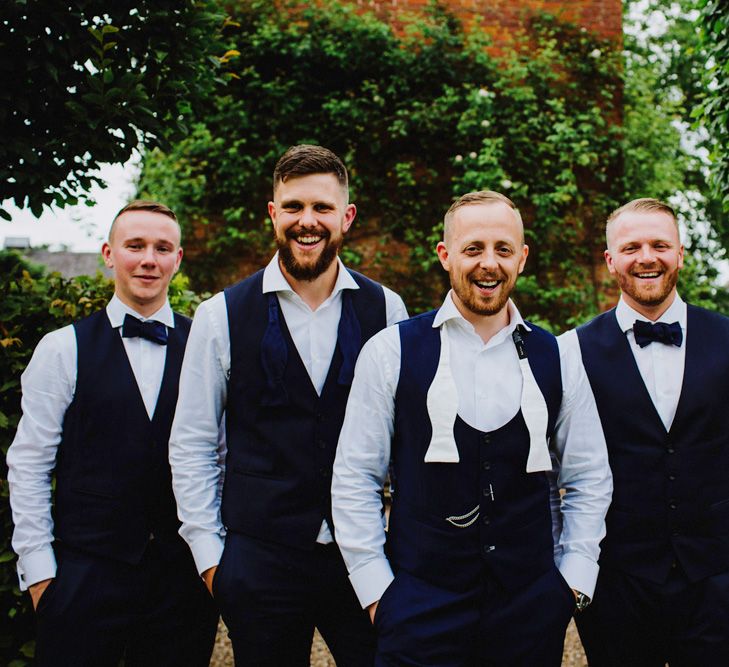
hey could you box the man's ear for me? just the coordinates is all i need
[436,241,450,271]
[342,203,356,234]
[604,248,616,275]
[102,242,113,268]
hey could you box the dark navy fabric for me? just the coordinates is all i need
[41,307,218,666]
[213,534,375,667]
[576,563,729,666]
[374,565,576,666]
[388,311,563,593]
[53,309,191,563]
[34,541,217,667]
[577,305,729,584]
[379,311,569,665]
[222,269,387,548]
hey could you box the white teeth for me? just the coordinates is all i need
[476,280,498,288]
[297,236,321,244]
[637,272,660,278]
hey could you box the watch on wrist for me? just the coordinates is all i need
[574,591,591,612]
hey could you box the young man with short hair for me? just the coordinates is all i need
[568,198,729,665]
[7,200,218,666]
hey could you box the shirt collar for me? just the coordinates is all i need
[615,293,687,334]
[261,252,358,297]
[433,291,530,343]
[106,294,175,329]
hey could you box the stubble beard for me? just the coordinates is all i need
[454,271,514,317]
[620,265,679,309]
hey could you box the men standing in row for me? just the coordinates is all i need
[169,144,408,665]
[570,198,729,665]
[332,190,612,666]
[7,201,218,666]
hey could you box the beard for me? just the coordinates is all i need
[619,264,679,309]
[276,227,342,282]
[452,270,514,317]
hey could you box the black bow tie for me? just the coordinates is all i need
[121,313,168,345]
[632,320,682,348]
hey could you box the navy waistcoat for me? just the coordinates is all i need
[387,311,563,592]
[577,305,729,583]
[223,268,387,549]
[53,308,191,564]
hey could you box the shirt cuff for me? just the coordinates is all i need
[557,551,599,599]
[17,548,57,591]
[189,534,225,576]
[348,557,395,609]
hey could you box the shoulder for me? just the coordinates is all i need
[223,270,265,301]
[398,309,436,332]
[173,311,192,334]
[576,308,617,335]
[34,323,77,357]
[687,303,729,329]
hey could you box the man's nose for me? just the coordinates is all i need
[479,249,498,270]
[637,245,656,263]
[299,206,317,227]
[140,246,157,264]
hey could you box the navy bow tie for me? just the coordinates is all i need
[632,320,682,348]
[121,313,168,345]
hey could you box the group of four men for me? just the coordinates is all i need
[7,144,729,666]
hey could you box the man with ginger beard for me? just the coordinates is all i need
[332,190,611,666]
[169,144,407,665]
[564,198,729,665]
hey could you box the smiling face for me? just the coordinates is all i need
[605,209,684,319]
[268,172,356,283]
[437,201,528,323]
[102,210,183,317]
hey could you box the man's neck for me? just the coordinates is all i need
[279,259,339,311]
[454,299,511,344]
[625,290,677,322]
[115,292,166,319]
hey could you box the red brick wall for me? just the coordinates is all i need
[354,0,623,45]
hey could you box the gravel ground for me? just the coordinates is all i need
[210,618,587,666]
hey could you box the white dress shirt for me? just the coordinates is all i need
[6,296,176,590]
[560,294,686,432]
[331,292,613,608]
[169,254,408,575]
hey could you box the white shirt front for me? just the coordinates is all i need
[615,294,686,430]
[7,296,175,589]
[168,255,409,575]
[331,292,613,608]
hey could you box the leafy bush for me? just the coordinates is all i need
[138,1,625,327]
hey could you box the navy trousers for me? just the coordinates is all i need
[213,531,375,666]
[34,540,218,667]
[576,564,729,667]
[373,565,575,667]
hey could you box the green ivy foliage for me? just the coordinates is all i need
[0,0,226,217]
[138,1,624,326]
[697,0,729,215]
[0,251,201,666]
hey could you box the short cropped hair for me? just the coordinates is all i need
[443,190,524,244]
[109,199,179,242]
[606,197,678,247]
[273,144,349,193]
